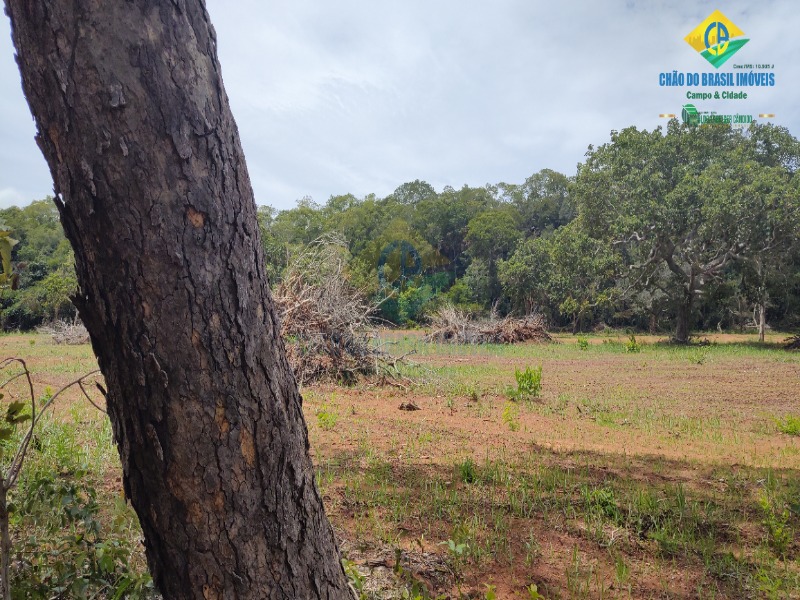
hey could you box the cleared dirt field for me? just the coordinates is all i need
[1,331,798,598]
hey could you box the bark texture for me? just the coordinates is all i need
[4,1,352,598]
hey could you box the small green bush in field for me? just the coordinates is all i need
[458,458,477,484]
[625,335,640,353]
[12,470,154,598]
[506,365,542,402]
[775,415,800,436]
[316,404,338,431]
[759,492,792,557]
[577,336,589,351]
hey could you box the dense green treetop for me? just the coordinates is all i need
[3,123,799,335]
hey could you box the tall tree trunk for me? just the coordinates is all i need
[755,259,768,343]
[5,2,352,598]
[675,290,693,344]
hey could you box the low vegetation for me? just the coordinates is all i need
[2,330,798,598]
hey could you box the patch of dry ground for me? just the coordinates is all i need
[303,331,799,598]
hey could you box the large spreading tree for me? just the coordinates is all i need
[574,121,800,343]
[4,1,353,598]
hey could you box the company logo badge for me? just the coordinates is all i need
[684,10,748,68]
[681,104,700,125]
[680,103,754,127]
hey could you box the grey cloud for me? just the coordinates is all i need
[1,1,798,210]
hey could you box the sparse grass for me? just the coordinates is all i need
[325,446,800,598]
[3,330,799,599]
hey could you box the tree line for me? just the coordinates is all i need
[2,121,799,342]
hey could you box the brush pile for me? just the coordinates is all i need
[785,335,800,350]
[37,320,90,345]
[424,306,551,344]
[274,237,384,384]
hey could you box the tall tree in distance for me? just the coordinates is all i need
[464,209,522,306]
[4,1,352,598]
[575,121,800,343]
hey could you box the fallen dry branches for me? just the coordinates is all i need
[36,320,90,345]
[424,305,551,344]
[785,335,800,350]
[274,237,393,384]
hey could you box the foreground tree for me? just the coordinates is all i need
[5,1,352,598]
[575,121,800,343]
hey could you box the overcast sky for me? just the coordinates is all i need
[1,1,797,210]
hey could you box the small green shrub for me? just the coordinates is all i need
[506,365,542,401]
[316,404,338,431]
[759,493,792,557]
[775,415,800,436]
[581,486,621,522]
[576,336,589,351]
[526,583,546,600]
[342,559,367,599]
[441,538,469,578]
[12,470,153,598]
[625,334,640,353]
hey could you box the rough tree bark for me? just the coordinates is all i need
[4,1,352,598]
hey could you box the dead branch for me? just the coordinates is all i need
[784,335,800,350]
[36,320,90,345]
[274,236,406,384]
[423,305,551,344]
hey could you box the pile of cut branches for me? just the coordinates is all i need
[274,237,396,384]
[36,320,90,345]
[424,305,551,344]
[785,335,800,350]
